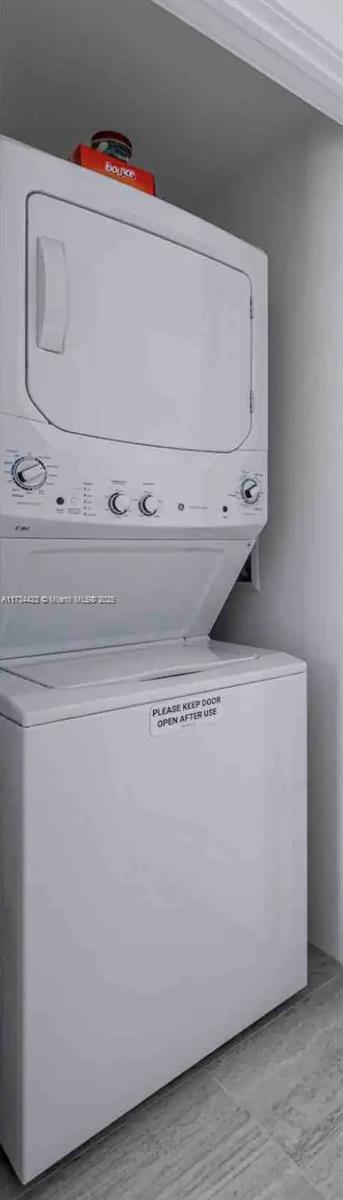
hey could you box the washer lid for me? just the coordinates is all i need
[1,639,258,690]
[0,537,252,660]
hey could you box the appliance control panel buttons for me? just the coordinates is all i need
[11,456,47,490]
[139,493,159,516]
[241,477,260,505]
[108,491,130,515]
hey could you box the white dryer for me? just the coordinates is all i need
[0,136,307,1184]
[0,135,267,659]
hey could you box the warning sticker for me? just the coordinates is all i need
[150,691,223,736]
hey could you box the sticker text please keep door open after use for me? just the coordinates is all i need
[150,692,223,736]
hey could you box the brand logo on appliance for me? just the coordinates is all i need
[105,162,136,179]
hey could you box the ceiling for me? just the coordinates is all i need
[0,0,314,216]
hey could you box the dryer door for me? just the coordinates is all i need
[26,195,252,452]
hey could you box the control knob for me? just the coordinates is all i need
[108,491,130,516]
[139,494,159,517]
[241,477,260,505]
[12,456,47,490]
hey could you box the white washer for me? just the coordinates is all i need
[0,639,307,1184]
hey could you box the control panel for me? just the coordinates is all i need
[1,417,267,537]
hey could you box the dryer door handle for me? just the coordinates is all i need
[36,236,67,353]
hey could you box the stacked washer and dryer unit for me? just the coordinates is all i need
[0,137,307,1183]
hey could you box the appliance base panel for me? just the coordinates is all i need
[0,669,307,1182]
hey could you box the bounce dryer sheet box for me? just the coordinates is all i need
[71,145,156,195]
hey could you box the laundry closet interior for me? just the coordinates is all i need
[0,0,341,1186]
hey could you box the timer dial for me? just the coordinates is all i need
[12,456,47,490]
[139,494,159,517]
[108,491,130,516]
[241,477,260,505]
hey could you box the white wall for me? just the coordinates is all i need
[212,114,343,961]
[153,0,343,124]
[0,0,312,217]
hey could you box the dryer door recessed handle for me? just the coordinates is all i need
[36,236,67,353]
